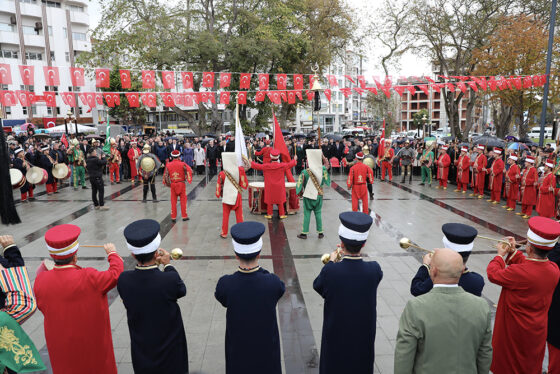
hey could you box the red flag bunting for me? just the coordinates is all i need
[95,93,104,106]
[237,91,247,105]
[202,72,214,88]
[173,93,184,106]
[125,93,140,107]
[19,65,34,86]
[324,88,332,101]
[357,75,366,89]
[184,93,194,106]
[103,93,121,107]
[467,81,478,92]
[406,85,416,95]
[277,74,287,90]
[393,86,406,97]
[272,111,291,162]
[61,92,76,107]
[365,87,378,95]
[309,75,316,90]
[255,91,266,102]
[0,64,12,84]
[280,91,287,103]
[326,75,338,87]
[373,76,383,89]
[161,71,175,89]
[240,73,251,89]
[219,73,231,89]
[43,66,60,86]
[488,77,498,91]
[353,87,365,95]
[267,91,281,105]
[456,81,467,94]
[95,68,110,88]
[293,74,303,90]
[381,87,392,98]
[445,83,455,91]
[160,93,175,107]
[418,85,429,95]
[0,91,17,106]
[340,87,352,98]
[295,91,303,101]
[523,76,532,88]
[287,90,296,104]
[70,67,85,86]
[120,70,131,89]
[219,91,230,104]
[181,72,193,89]
[344,75,355,84]
[43,91,57,107]
[142,70,156,89]
[306,90,314,101]
[258,74,269,90]
[141,92,157,107]
[16,90,30,106]
[423,76,435,83]
[208,92,215,104]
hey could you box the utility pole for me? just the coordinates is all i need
[538,0,557,146]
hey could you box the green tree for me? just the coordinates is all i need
[101,67,148,127]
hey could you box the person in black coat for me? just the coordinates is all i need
[206,140,219,176]
[37,145,57,194]
[85,149,108,210]
[410,223,484,297]
[118,219,188,374]
[548,241,560,372]
[215,221,285,374]
[313,211,383,374]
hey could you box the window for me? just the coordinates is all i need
[41,0,61,8]
[20,85,34,91]
[0,23,15,32]
[20,0,38,3]
[78,107,82,115]
[0,84,8,90]
[68,86,73,91]
[0,50,18,59]
[63,27,67,37]
[5,107,11,114]
[68,4,84,12]
[22,107,27,115]
[65,52,69,62]
[56,107,60,115]
[22,26,40,35]
[47,106,52,115]
[48,26,53,36]
[50,51,55,61]
[25,52,42,60]
[72,32,86,41]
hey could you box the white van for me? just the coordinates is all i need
[528,126,553,139]
[342,128,365,137]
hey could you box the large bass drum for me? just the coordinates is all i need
[26,166,48,185]
[53,163,70,180]
[9,168,26,189]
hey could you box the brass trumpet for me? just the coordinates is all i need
[321,247,342,264]
[399,238,434,253]
[155,248,184,264]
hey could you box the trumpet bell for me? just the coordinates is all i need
[171,248,183,260]
[399,237,412,249]
[321,253,331,264]
[363,157,375,170]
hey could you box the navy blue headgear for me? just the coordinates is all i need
[124,219,161,255]
[338,212,373,247]
[231,221,265,259]
[442,223,478,253]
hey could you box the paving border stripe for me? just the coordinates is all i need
[269,218,319,373]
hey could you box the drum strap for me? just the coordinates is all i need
[224,171,242,194]
[306,168,323,196]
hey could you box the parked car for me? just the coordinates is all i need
[528,126,553,139]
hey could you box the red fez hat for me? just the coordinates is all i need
[356,152,364,159]
[493,147,502,155]
[509,153,518,161]
[527,217,560,250]
[526,155,535,164]
[545,159,555,168]
[270,149,280,159]
[45,224,81,259]
[461,146,468,153]
[441,145,449,150]
[170,150,181,158]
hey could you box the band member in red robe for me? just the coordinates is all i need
[435,145,451,189]
[486,147,504,204]
[380,140,394,182]
[454,146,470,193]
[487,217,560,374]
[519,156,538,219]
[33,224,124,374]
[128,141,141,185]
[537,159,557,218]
[471,145,487,198]
[251,149,296,219]
[504,153,521,211]
[163,150,193,222]
[347,152,374,213]
[254,143,272,163]
[216,153,248,238]
[108,138,121,184]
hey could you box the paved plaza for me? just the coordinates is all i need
[6,171,539,373]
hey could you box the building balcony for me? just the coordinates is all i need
[20,3,42,18]
[0,30,19,45]
[70,10,89,26]
[0,0,15,14]
[72,39,90,51]
[23,33,45,47]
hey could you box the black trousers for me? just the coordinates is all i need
[91,176,104,207]
[209,159,217,175]
[142,175,157,200]
[196,165,205,175]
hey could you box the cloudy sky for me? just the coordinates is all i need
[87,0,431,77]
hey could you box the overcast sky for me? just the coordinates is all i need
[87,0,431,77]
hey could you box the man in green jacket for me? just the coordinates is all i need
[394,248,492,374]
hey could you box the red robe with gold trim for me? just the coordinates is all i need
[128,146,141,179]
[487,251,559,374]
[455,155,470,185]
[33,253,124,374]
[251,159,296,204]
[437,153,450,181]
[521,166,538,206]
[506,164,520,202]
[537,172,556,218]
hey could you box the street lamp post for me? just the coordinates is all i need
[63,109,72,135]
[422,114,428,138]
[310,64,323,138]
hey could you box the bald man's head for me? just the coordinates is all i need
[429,248,464,284]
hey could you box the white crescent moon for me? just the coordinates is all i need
[99,71,106,78]
[47,121,55,127]
[121,73,128,80]
[74,70,82,78]
[23,68,30,75]
[0,67,7,74]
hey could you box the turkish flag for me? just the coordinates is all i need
[365,87,378,95]
[353,87,365,95]
[70,67,85,86]
[202,72,214,88]
[220,91,230,105]
[141,92,157,107]
[431,83,442,93]
[240,73,251,89]
[237,91,247,105]
[16,90,30,106]
[340,87,352,98]
[280,91,287,103]
[324,89,332,101]
[344,75,355,84]
[96,68,111,88]
[0,91,17,106]
[60,133,69,148]
[266,91,281,105]
[277,74,287,90]
[309,75,316,90]
[287,91,296,104]
[523,76,533,88]
[272,111,291,162]
[393,86,406,97]
[0,64,12,84]
[43,117,57,129]
[327,75,338,87]
[125,93,140,107]
[467,81,478,92]
[445,82,455,91]
[78,92,88,106]
[511,77,522,90]
[173,93,184,105]
[44,91,57,107]
[488,77,498,91]
[19,65,34,86]
[184,93,194,106]
[161,71,175,89]
[306,90,314,101]
[61,92,77,107]
[120,70,131,88]
[95,93,104,106]
[198,92,208,103]
[43,66,60,86]
[142,70,156,89]
[219,73,231,88]
[417,85,429,95]
[103,93,121,107]
[357,75,366,89]
[258,74,269,90]
[295,91,303,101]
[26,91,36,104]
[293,74,303,90]
[255,91,266,102]
[208,92,216,104]
[456,81,467,94]
[160,93,175,107]
[181,72,193,89]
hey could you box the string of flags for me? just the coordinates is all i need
[0,63,548,109]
